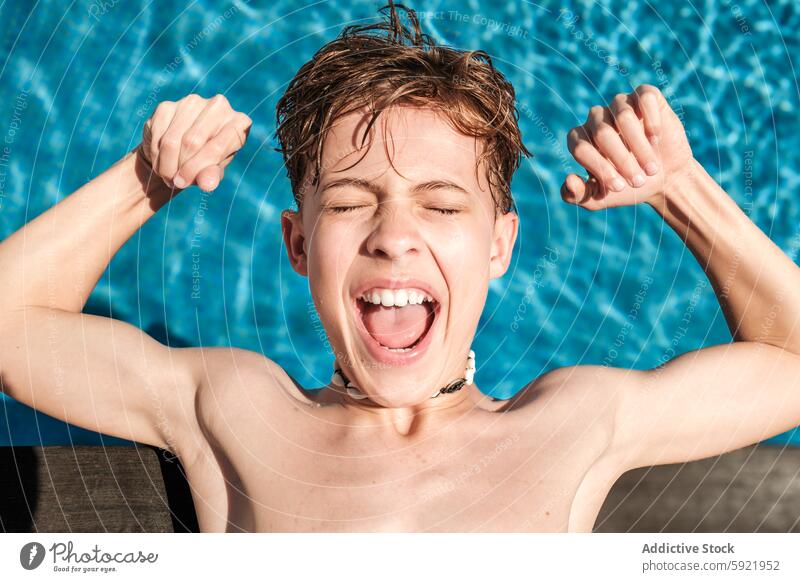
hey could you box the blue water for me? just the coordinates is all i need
[1,0,799,447]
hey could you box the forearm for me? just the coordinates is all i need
[648,159,800,353]
[0,146,173,315]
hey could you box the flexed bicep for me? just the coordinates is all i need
[0,307,199,454]
[608,342,800,471]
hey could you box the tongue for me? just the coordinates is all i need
[361,303,431,349]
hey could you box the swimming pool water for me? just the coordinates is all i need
[1,0,799,446]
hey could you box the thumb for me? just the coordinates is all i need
[196,165,224,191]
[561,173,589,205]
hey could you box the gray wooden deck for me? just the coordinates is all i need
[0,446,196,532]
[595,444,800,532]
[2,444,798,532]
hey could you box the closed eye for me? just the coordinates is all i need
[324,203,462,215]
[427,207,461,215]
[325,205,368,214]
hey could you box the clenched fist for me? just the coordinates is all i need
[562,84,693,210]
[139,93,252,192]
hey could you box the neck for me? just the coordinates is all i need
[328,348,479,436]
[335,383,483,437]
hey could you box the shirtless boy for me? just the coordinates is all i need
[1,3,799,532]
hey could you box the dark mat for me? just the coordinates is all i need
[596,444,800,532]
[2,444,798,532]
[0,445,198,532]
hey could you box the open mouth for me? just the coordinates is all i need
[352,285,440,362]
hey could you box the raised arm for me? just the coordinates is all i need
[0,94,251,453]
[652,159,800,352]
[561,84,800,470]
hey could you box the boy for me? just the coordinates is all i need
[1,2,799,532]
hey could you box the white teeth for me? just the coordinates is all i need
[394,289,408,307]
[380,289,395,307]
[359,288,436,307]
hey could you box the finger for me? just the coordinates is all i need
[142,120,154,162]
[588,105,645,188]
[174,121,247,188]
[610,93,659,177]
[156,95,206,186]
[561,173,604,210]
[561,173,587,204]
[195,165,224,192]
[216,113,251,170]
[147,101,177,166]
[634,85,662,145]
[177,95,231,169]
[568,125,626,193]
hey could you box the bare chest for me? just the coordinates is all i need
[182,400,619,532]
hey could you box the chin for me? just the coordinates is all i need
[332,345,453,406]
[357,380,437,407]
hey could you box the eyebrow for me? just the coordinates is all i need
[320,177,471,196]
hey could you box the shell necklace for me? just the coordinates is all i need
[331,350,476,400]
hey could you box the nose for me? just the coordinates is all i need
[365,201,422,260]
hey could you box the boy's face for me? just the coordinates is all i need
[282,105,517,407]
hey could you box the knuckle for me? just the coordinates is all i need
[616,106,636,119]
[600,173,616,186]
[572,141,593,158]
[567,133,582,153]
[161,134,181,150]
[153,101,173,118]
[588,105,605,118]
[211,93,230,107]
[181,132,203,149]
[594,126,617,141]
[567,128,580,144]
[637,84,661,102]
[614,109,636,125]
[208,140,226,156]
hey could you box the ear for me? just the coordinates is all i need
[489,211,518,279]
[281,209,308,276]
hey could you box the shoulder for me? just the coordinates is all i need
[499,364,636,413]
[503,364,645,460]
[184,346,319,409]
[509,365,644,475]
[168,346,319,465]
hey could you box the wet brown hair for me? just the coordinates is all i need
[275,0,531,214]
